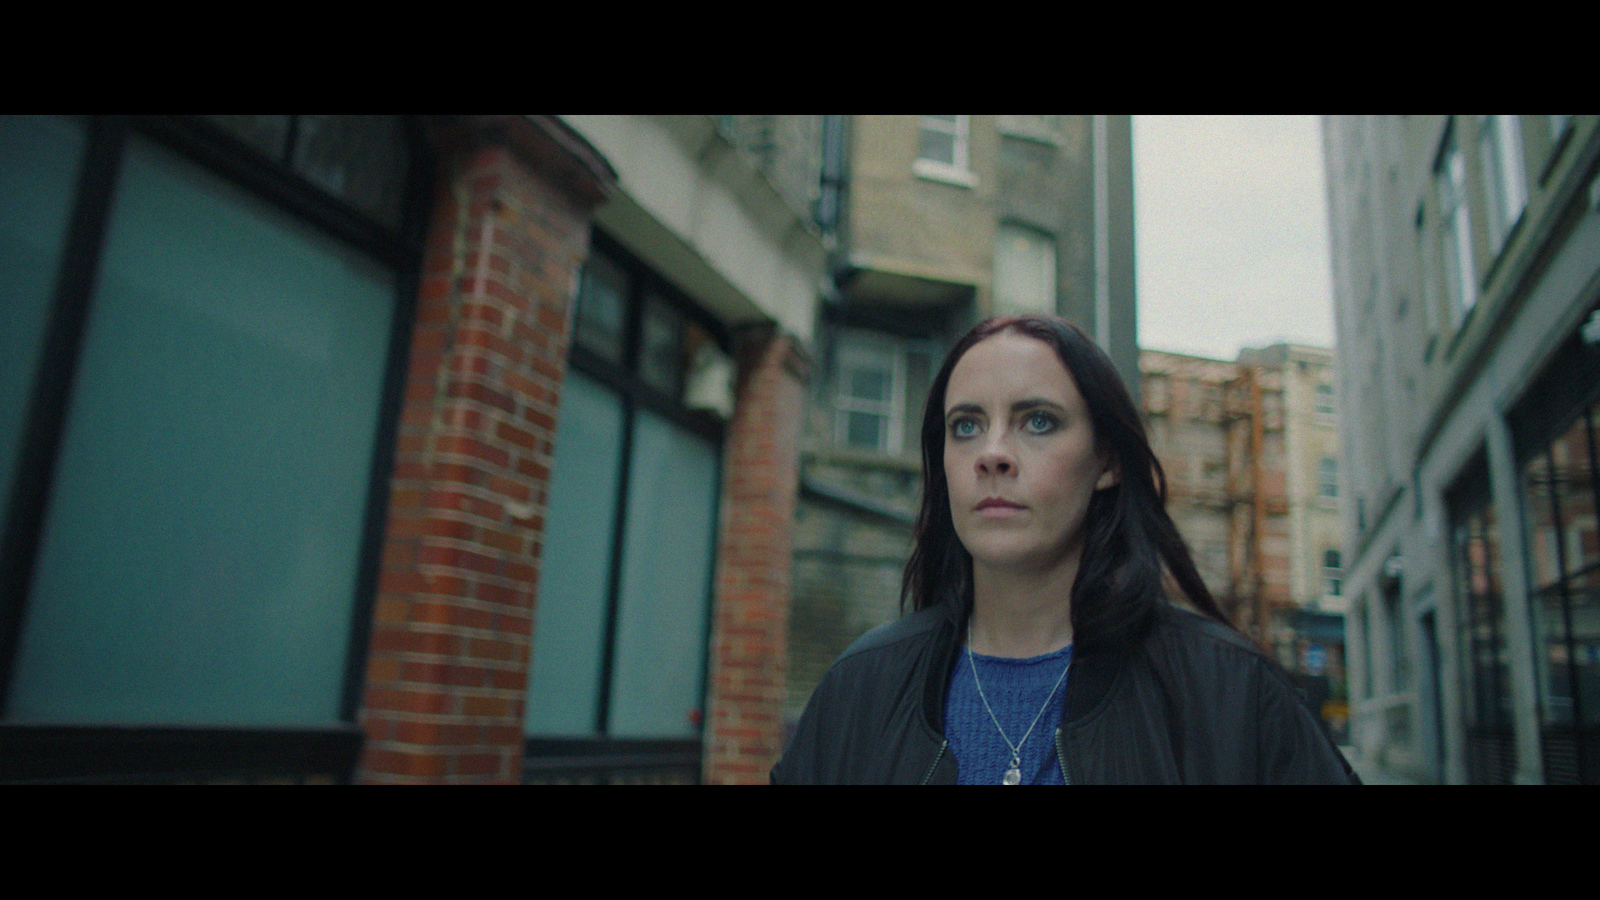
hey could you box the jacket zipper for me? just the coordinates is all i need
[1055,727,1071,784]
[920,740,948,785]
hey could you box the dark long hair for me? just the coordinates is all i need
[901,314,1231,651]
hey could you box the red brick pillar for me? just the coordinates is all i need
[704,325,809,784]
[357,117,614,784]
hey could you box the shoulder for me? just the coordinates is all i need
[770,604,954,784]
[1146,605,1311,712]
[1147,604,1357,784]
[1156,603,1257,650]
[835,604,950,664]
[806,604,950,706]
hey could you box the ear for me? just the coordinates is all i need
[1095,455,1119,491]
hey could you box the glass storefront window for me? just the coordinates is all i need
[1523,409,1600,717]
[522,372,624,734]
[523,239,724,748]
[9,132,396,725]
[1450,457,1516,782]
[1519,402,1600,781]
[2,117,419,752]
[609,407,719,737]
[0,116,85,529]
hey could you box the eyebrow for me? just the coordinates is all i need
[944,398,1067,420]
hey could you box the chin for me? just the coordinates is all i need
[968,545,1062,574]
[962,532,1079,578]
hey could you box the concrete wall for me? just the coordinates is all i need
[1326,114,1600,782]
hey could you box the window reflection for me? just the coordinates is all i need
[1451,459,1514,782]
[206,115,409,229]
[1520,403,1600,782]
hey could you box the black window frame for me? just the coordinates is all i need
[1515,406,1600,784]
[1507,315,1600,784]
[1446,452,1516,784]
[522,230,728,784]
[0,115,431,783]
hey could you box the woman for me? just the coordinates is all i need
[771,314,1356,784]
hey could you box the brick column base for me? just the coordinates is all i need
[356,117,613,783]
[703,325,809,784]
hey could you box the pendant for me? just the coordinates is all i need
[1003,766,1021,785]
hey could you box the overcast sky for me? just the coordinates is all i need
[1132,115,1335,362]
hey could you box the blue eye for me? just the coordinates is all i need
[950,418,979,439]
[1024,412,1058,434]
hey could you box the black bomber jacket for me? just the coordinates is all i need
[771,600,1359,784]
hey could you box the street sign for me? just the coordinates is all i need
[1304,643,1327,676]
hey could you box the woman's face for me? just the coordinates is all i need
[942,331,1116,577]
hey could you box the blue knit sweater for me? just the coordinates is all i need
[944,643,1072,785]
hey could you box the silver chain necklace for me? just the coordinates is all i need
[966,623,1072,785]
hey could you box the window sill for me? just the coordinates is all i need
[1481,207,1529,289]
[998,124,1061,147]
[803,443,921,474]
[913,159,978,188]
[1539,119,1576,187]
[0,723,363,784]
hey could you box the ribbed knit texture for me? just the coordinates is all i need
[945,643,1072,785]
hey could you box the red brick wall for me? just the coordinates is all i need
[703,327,809,784]
[356,117,613,783]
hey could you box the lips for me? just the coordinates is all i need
[975,498,1026,511]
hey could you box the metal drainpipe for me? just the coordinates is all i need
[1093,115,1110,350]
[1251,365,1267,649]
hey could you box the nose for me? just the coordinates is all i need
[975,434,1015,477]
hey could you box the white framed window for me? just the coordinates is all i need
[914,115,977,187]
[1415,203,1442,344]
[1436,122,1477,321]
[1319,456,1339,499]
[994,222,1056,315]
[1316,382,1336,417]
[1478,115,1528,253]
[1323,549,1343,598]
[833,332,906,455]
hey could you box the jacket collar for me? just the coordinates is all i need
[921,600,964,736]
[1059,633,1132,726]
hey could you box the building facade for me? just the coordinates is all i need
[709,116,1140,733]
[1324,115,1600,783]
[1141,344,1347,739]
[0,115,825,783]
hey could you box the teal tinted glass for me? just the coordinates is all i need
[847,366,889,402]
[522,371,624,735]
[845,410,885,449]
[0,115,85,526]
[10,132,396,725]
[608,407,719,737]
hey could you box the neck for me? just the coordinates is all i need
[968,555,1078,658]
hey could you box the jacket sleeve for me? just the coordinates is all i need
[768,708,811,784]
[770,634,944,784]
[1254,660,1361,784]
[770,664,845,784]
